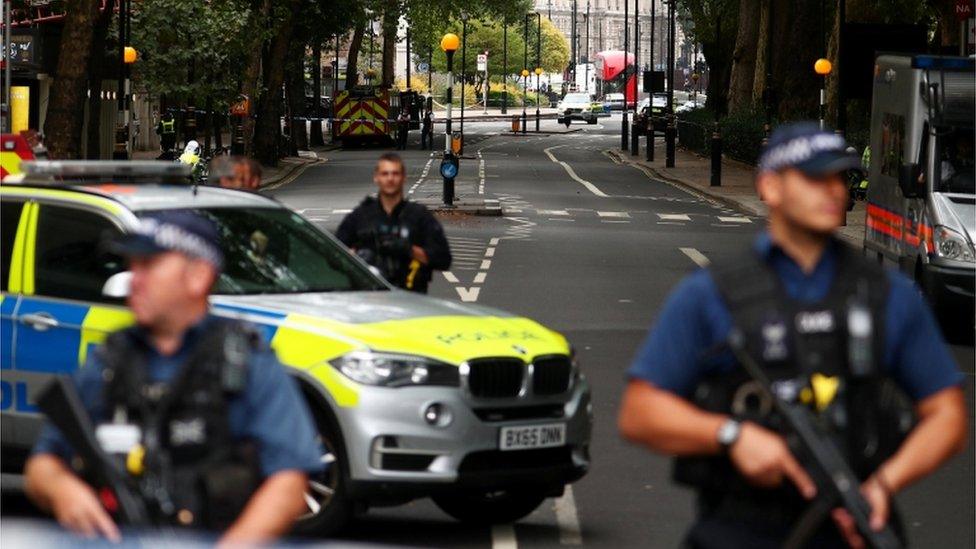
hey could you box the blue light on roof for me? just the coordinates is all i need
[912,56,975,70]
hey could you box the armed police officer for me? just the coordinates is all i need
[336,152,451,293]
[618,123,967,548]
[24,211,323,544]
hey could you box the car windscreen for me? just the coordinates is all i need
[139,207,388,294]
[564,94,590,102]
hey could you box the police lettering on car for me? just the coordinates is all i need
[618,123,967,549]
[24,211,323,543]
[336,152,451,293]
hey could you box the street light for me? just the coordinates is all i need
[534,11,541,132]
[440,32,460,206]
[521,68,529,135]
[814,57,832,130]
[460,13,469,154]
[522,14,529,135]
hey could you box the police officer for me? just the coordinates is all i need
[24,211,323,544]
[618,123,967,548]
[421,102,434,151]
[156,110,177,159]
[336,152,451,293]
[396,107,410,150]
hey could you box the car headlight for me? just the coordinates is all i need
[933,226,975,263]
[330,351,460,387]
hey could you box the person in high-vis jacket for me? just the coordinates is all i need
[336,152,451,293]
[618,123,967,549]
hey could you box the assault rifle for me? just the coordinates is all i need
[37,376,152,526]
[727,330,902,549]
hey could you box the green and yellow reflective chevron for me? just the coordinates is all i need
[0,188,124,216]
[78,306,134,366]
[7,201,37,294]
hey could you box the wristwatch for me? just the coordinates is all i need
[717,418,742,452]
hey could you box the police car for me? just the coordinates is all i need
[0,161,592,533]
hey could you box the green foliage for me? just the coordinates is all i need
[131,0,255,106]
[676,106,766,164]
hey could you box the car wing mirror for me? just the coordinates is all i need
[102,271,133,298]
[898,162,923,199]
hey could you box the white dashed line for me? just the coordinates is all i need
[474,272,487,284]
[597,211,630,218]
[484,247,496,257]
[538,209,570,216]
[717,216,752,223]
[657,213,691,221]
[680,247,711,268]
[332,209,352,215]
[490,237,501,246]
[480,260,492,270]
[602,220,631,224]
[407,156,435,195]
[491,524,518,549]
[442,271,459,283]
[554,485,583,545]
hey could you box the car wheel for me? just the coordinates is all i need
[291,408,352,537]
[586,118,597,125]
[433,488,549,525]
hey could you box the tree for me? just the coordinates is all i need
[678,0,738,115]
[43,0,103,159]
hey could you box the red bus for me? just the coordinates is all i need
[594,50,637,106]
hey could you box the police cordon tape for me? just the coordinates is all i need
[289,114,564,124]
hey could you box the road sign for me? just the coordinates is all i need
[418,62,429,73]
[957,0,973,20]
[477,54,487,72]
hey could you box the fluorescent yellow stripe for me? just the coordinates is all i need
[0,151,24,177]
[1,188,123,215]
[270,315,360,407]
[78,306,133,366]
[21,202,38,295]
[6,202,33,293]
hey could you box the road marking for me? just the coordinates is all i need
[491,524,518,549]
[544,145,609,197]
[332,209,352,215]
[601,220,630,224]
[480,260,492,270]
[484,247,496,257]
[456,287,481,302]
[657,221,686,225]
[538,209,570,216]
[680,247,711,268]
[474,272,487,284]
[442,271,459,283]
[407,156,435,195]
[490,237,501,246]
[549,218,575,222]
[554,485,583,545]
[717,216,752,223]
[478,150,486,195]
[597,211,630,218]
[657,213,691,221]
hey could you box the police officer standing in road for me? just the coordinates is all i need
[618,123,967,548]
[156,110,177,159]
[396,107,410,151]
[24,211,323,544]
[336,152,451,293]
[421,98,434,150]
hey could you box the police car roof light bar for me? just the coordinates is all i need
[17,161,192,184]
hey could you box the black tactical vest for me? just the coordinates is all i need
[98,318,260,530]
[673,243,915,527]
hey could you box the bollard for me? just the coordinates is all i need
[646,119,654,162]
[522,111,527,135]
[511,115,520,133]
[710,122,722,187]
[231,116,245,155]
[665,117,676,168]
[631,121,639,156]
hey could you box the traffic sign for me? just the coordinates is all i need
[418,62,429,72]
[477,53,487,72]
[957,0,973,20]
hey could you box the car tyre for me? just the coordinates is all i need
[291,406,352,537]
[433,488,548,525]
[586,118,597,125]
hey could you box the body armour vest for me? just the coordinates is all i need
[673,244,915,526]
[98,318,260,531]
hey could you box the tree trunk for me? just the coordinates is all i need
[85,0,114,159]
[285,40,308,152]
[44,0,102,159]
[253,3,298,166]
[310,43,324,146]
[752,0,771,106]
[346,23,365,89]
[727,0,761,113]
[240,0,271,156]
[381,1,398,89]
[769,1,821,120]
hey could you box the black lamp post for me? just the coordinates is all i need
[440,33,460,206]
[535,12,541,133]
[647,0,655,161]
[621,0,629,151]
[460,13,469,154]
[522,14,529,135]
[502,22,508,114]
[632,0,641,156]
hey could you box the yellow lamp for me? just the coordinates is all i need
[441,33,460,53]
[521,69,529,77]
[814,58,832,76]
[534,67,543,76]
[124,46,138,64]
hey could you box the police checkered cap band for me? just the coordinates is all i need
[759,133,847,173]
[134,218,224,269]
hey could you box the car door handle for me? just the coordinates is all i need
[20,312,60,332]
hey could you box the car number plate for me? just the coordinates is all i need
[499,423,566,451]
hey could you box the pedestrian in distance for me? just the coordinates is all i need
[618,122,967,549]
[156,110,177,160]
[336,152,451,293]
[24,211,324,544]
[421,108,434,151]
[396,107,410,151]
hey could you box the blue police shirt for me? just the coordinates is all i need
[33,316,325,478]
[628,232,964,401]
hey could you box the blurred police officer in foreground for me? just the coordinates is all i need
[618,123,967,548]
[24,211,323,544]
[336,152,451,293]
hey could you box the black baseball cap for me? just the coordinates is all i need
[106,210,223,269]
[758,122,862,177]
